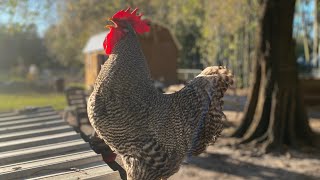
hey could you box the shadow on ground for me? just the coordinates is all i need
[186,153,318,180]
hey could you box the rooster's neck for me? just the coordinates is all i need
[95,32,157,99]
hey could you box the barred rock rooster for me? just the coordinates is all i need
[87,8,233,180]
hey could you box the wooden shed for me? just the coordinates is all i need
[83,23,181,90]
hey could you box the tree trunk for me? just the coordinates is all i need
[231,0,319,153]
[299,0,311,63]
[313,0,319,65]
[243,21,250,88]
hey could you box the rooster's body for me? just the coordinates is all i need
[87,8,233,180]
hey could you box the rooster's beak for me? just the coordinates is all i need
[105,18,117,29]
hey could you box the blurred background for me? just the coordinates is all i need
[0,0,319,110]
[0,1,320,179]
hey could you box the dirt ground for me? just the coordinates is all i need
[170,110,320,180]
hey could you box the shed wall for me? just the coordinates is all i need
[84,25,179,89]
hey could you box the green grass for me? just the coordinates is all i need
[0,93,67,112]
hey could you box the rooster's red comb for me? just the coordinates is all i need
[111,7,150,34]
[103,8,150,55]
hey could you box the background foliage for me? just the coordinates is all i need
[0,0,317,87]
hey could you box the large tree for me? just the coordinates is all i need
[232,0,319,152]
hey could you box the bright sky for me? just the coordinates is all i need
[293,0,315,37]
[0,0,315,37]
[0,0,58,36]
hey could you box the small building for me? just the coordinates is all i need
[83,23,181,90]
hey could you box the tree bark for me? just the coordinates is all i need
[231,0,319,153]
[313,0,319,65]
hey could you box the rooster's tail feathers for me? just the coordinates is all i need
[199,66,233,88]
[196,66,233,99]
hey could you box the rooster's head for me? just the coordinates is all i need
[103,8,150,55]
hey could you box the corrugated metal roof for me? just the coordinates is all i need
[82,31,108,53]
[0,106,121,180]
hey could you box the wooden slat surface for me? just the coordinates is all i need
[0,125,72,142]
[0,111,57,122]
[0,106,53,119]
[0,106,121,180]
